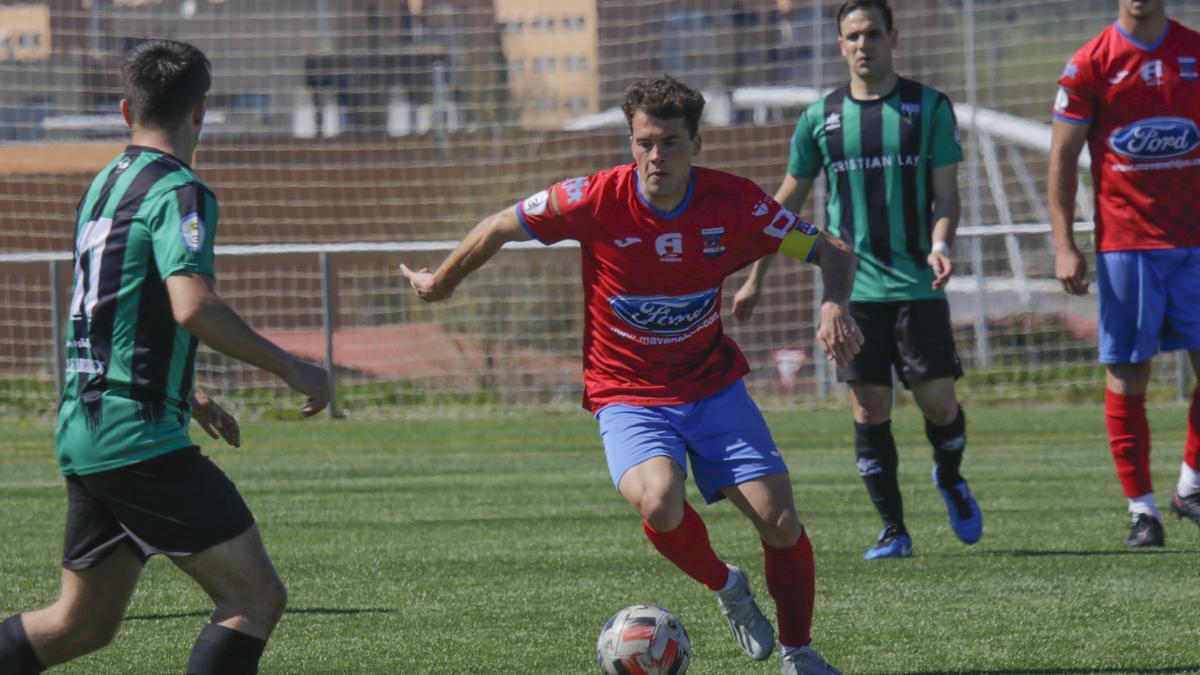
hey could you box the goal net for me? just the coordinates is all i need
[2,0,1197,418]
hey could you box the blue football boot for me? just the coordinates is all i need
[933,466,983,544]
[862,525,913,560]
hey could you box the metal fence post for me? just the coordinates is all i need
[964,0,991,367]
[319,252,338,419]
[50,260,65,400]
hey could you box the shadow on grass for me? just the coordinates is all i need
[125,607,393,621]
[987,548,1187,558]
[882,669,1200,674]
[883,662,1200,667]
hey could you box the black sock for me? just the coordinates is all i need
[854,420,905,532]
[187,624,267,675]
[0,615,44,675]
[927,407,967,488]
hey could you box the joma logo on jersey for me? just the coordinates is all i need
[608,288,719,336]
[1108,117,1200,160]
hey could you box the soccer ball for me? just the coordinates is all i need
[596,605,692,675]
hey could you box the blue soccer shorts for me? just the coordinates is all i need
[595,379,788,504]
[1096,246,1200,364]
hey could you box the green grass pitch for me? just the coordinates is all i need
[2,405,1199,674]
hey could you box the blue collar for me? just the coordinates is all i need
[1114,19,1169,52]
[634,169,696,220]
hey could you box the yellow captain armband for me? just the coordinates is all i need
[779,228,819,263]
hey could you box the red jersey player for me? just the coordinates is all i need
[402,76,859,674]
[1050,0,1200,547]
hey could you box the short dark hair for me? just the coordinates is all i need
[836,0,894,34]
[621,75,706,138]
[121,39,211,130]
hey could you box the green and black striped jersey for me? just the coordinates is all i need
[789,78,963,302]
[56,146,218,476]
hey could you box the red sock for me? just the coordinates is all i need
[1186,389,1200,471]
[642,502,729,590]
[1105,389,1153,497]
[762,528,815,649]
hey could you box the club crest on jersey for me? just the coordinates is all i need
[900,102,921,125]
[1180,57,1198,81]
[1108,117,1200,160]
[178,212,204,253]
[700,227,726,258]
[523,190,549,216]
[608,288,719,336]
[1061,61,1079,80]
[752,195,771,217]
[824,112,841,132]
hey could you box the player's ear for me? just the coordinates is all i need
[120,99,133,128]
[192,96,206,127]
[692,132,702,156]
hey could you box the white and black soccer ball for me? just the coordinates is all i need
[596,605,692,675]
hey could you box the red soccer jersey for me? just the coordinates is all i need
[1055,19,1200,252]
[516,163,818,412]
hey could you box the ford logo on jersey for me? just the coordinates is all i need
[1107,117,1200,160]
[608,288,719,336]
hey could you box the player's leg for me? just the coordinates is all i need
[171,525,287,674]
[1,548,143,673]
[1160,248,1200,529]
[842,302,910,559]
[75,446,272,672]
[899,299,981,544]
[1170,351,1200,528]
[600,404,731,592]
[721,476,838,673]
[0,476,148,672]
[1096,250,1165,546]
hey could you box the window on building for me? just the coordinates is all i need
[562,15,586,30]
[563,56,588,72]
[503,19,522,33]
[507,58,524,73]
[533,57,556,72]
[564,97,589,113]
[531,16,555,31]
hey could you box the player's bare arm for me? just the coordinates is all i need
[165,272,330,416]
[1048,118,1092,295]
[809,233,863,368]
[928,163,961,291]
[732,175,815,321]
[190,388,240,448]
[400,205,531,302]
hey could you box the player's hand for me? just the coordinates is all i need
[731,279,762,321]
[283,359,330,417]
[817,301,863,368]
[1055,246,1089,295]
[400,264,451,302]
[928,250,953,290]
[190,389,240,448]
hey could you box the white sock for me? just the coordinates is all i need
[1128,493,1161,521]
[1177,462,1200,498]
[716,566,737,594]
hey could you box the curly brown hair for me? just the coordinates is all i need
[620,75,706,138]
